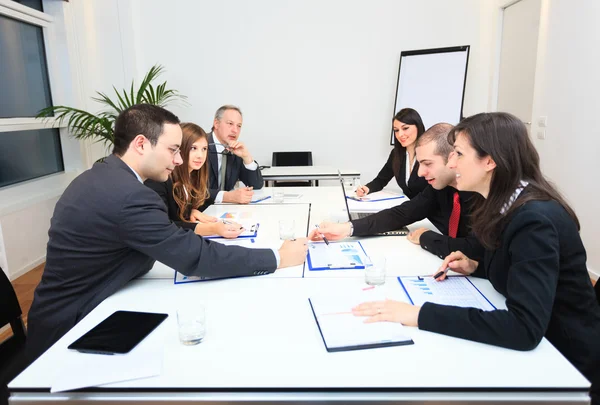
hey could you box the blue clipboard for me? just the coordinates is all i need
[204,223,260,239]
[306,241,368,271]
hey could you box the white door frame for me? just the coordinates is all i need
[490,0,542,114]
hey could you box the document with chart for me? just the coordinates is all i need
[398,276,495,310]
[309,293,413,352]
[306,241,369,270]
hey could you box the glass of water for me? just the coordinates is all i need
[177,306,206,345]
[364,256,387,286]
[279,219,295,240]
[273,188,285,203]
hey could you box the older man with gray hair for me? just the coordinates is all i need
[206,105,264,204]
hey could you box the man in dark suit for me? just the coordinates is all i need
[207,105,264,204]
[310,123,483,260]
[26,104,307,363]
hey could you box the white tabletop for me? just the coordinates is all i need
[9,186,591,404]
[261,166,360,181]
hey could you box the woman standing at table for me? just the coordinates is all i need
[353,112,600,403]
[356,108,428,199]
[145,122,243,238]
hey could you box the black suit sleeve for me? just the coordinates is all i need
[238,161,264,190]
[144,179,196,231]
[365,150,395,194]
[419,232,485,261]
[118,187,277,277]
[351,186,437,235]
[418,210,560,351]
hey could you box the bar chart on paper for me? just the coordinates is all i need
[398,276,496,310]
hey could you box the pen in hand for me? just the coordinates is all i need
[433,267,450,280]
[222,220,244,230]
[315,224,330,246]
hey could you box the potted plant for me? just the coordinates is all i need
[37,64,187,159]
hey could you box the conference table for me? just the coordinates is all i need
[261,166,360,186]
[8,187,591,404]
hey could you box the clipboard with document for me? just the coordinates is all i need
[308,295,414,352]
[306,241,369,271]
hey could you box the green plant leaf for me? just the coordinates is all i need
[36,64,187,149]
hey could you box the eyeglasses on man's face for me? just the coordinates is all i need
[155,140,181,157]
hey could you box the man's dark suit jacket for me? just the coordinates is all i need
[144,177,215,230]
[365,149,428,199]
[207,132,264,201]
[26,155,276,362]
[351,185,484,260]
[418,196,600,397]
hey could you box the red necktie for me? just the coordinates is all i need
[448,191,461,238]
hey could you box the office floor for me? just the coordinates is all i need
[0,264,598,343]
[0,263,44,342]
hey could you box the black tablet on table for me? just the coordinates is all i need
[67,310,168,355]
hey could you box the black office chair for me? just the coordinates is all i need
[0,268,27,405]
[271,151,313,187]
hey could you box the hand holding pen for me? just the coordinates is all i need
[219,220,245,239]
[433,250,479,281]
[314,224,330,246]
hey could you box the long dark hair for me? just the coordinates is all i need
[392,108,426,175]
[172,123,210,222]
[448,112,579,249]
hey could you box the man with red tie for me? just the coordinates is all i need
[310,123,483,260]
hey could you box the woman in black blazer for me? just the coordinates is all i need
[356,108,428,199]
[353,113,600,403]
[145,123,244,238]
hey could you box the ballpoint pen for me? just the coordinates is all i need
[222,220,244,230]
[433,267,450,279]
[315,224,330,246]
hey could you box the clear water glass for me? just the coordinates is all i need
[279,219,295,240]
[177,306,206,345]
[273,188,285,203]
[364,256,387,286]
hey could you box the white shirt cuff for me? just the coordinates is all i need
[244,160,258,170]
[215,191,225,203]
[271,248,280,268]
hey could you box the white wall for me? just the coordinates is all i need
[122,0,497,185]
[528,0,600,278]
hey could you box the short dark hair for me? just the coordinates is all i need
[113,104,180,156]
[415,123,454,162]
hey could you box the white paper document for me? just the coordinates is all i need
[51,341,162,392]
[347,191,405,212]
[398,276,496,310]
[309,294,413,352]
[307,241,369,270]
[205,221,259,239]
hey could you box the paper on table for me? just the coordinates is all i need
[398,276,496,310]
[307,241,369,270]
[205,221,259,239]
[347,191,405,213]
[309,293,412,350]
[348,190,404,202]
[51,339,162,392]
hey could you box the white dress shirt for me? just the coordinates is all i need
[213,139,258,203]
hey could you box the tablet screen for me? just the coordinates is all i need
[67,310,168,355]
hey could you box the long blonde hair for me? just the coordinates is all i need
[172,123,210,222]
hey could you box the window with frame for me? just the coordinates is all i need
[0,1,64,188]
